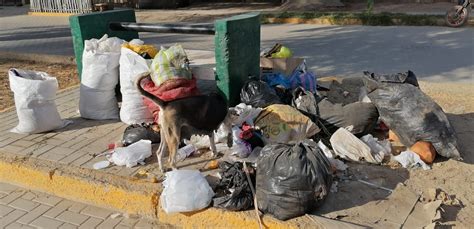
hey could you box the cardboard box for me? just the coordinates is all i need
[260,57,304,76]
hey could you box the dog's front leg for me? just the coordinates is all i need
[157,131,167,173]
[209,132,217,158]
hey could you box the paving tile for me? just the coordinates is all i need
[8,197,40,211]
[58,150,89,165]
[0,138,18,148]
[47,147,77,156]
[119,217,139,227]
[0,145,25,154]
[78,217,103,229]
[0,191,24,205]
[33,194,62,207]
[80,205,113,219]
[20,192,38,200]
[0,209,27,228]
[55,211,89,226]
[59,223,78,229]
[114,224,132,229]
[44,200,73,218]
[67,202,87,213]
[0,182,19,194]
[70,139,96,150]
[96,217,122,229]
[17,204,51,224]
[5,222,25,229]
[29,216,64,229]
[70,154,95,167]
[27,144,56,158]
[11,140,37,148]
[0,204,15,217]
[38,152,67,162]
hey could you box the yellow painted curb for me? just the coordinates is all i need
[28,12,76,17]
[0,160,158,217]
[266,17,363,25]
[0,157,316,228]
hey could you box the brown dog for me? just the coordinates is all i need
[136,75,229,172]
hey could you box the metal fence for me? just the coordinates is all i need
[29,0,129,13]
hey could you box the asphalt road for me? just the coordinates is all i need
[1,7,473,82]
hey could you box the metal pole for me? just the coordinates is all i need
[109,22,215,35]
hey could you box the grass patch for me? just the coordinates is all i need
[261,12,444,26]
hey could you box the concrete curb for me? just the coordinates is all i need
[0,151,317,228]
[28,11,76,17]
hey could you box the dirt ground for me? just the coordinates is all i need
[0,59,79,111]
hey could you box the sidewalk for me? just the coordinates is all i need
[0,182,163,229]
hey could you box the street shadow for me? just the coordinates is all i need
[52,117,120,132]
[0,26,70,42]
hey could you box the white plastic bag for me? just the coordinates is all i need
[79,34,123,120]
[161,170,214,213]
[330,128,382,164]
[394,150,431,170]
[110,140,151,168]
[9,68,71,134]
[119,44,154,124]
[230,127,252,158]
[317,140,348,171]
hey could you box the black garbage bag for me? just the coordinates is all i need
[122,123,161,146]
[256,140,332,221]
[292,87,379,137]
[240,79,282,108]
[362,71,461,159]
[213,162,255,211]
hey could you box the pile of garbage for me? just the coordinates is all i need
[7,37,462,222]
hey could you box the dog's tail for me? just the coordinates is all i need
[136,74,166,107]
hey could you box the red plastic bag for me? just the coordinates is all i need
[141,76,200,123]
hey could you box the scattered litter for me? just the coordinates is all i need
[394,150,431,170]
[109,140,152,168]
[206,160,219,170]
[229,103,262,127]
[330,128,382,164]
[256,140,332,220]
[9,68,71,134]
[363,70,461,159]
[110,213,122,219]
[230,127,252,158]
[122,123,161,146]
[161,170,214,213]
[317,141,348,171]
[360,134,391,161]
[176,144,196,162]
[93,160,110,170]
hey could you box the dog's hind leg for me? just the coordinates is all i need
[157,132,166,173]
[165,124,180,171]
[209,132,217,157]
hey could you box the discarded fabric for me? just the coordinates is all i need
[9,68,71,134]
[161,170,214,213]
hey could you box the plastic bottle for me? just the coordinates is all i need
[176,145,196,162]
